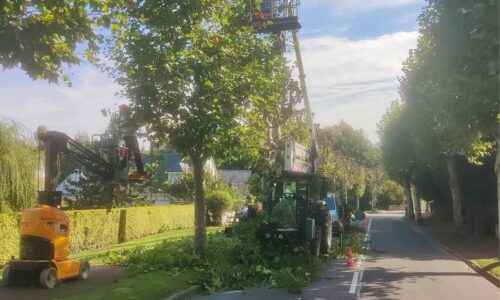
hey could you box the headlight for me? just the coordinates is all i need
[278,234,284,239]
[265,233,271,239]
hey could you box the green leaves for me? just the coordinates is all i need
[107,0,286,164]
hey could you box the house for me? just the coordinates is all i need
[218,170,252,197]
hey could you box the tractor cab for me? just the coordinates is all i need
[250,0,301,33]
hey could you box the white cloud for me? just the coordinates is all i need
[306,0,423,15]
[296,31,419,141]
[0,66,125,138]
[0,31,418,145]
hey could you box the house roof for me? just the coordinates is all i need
[144,152,185,173]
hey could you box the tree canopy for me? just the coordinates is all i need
[379,0,499,232]
[108,0,288,254]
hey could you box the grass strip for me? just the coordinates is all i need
[63,270,197,300]
[470,258,500,279]
[71,226,223,264]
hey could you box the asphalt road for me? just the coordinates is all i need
[0,265,124,300]
[195,213,499,300]
[361,213,498,300]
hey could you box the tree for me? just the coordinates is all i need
[109,0,286,254]
[0,120,38,212]
[399,0,499,231]
[377,180,405,210]
[0,0,117,83]
[378,102,417,221]
[318,122,379,210]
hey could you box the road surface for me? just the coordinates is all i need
[0,265,124,300]
[195,213,499,300]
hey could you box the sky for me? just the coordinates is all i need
[0,0,425,142]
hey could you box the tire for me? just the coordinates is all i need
[310,226,322,257]
[39,267,57,289]
[78,261,90,280]
[2,266,11,287]
[321,221,333,254]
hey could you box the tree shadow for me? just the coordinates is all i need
[361,266,479,299]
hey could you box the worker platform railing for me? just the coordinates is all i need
[250,0,301,33]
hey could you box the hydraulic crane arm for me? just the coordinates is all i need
[39,131,114,192]
[292,30,320,172]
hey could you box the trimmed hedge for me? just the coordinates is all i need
[123,205,194,241]
[0,204,194,266]
[0,213,20,265]
[67,209,122,253]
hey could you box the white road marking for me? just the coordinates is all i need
[349,271,360,294]
[356,270,364,297]
[349,217,373,296]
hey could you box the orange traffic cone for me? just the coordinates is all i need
[346,247,355,267]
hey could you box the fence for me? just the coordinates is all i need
[389,205,405,211]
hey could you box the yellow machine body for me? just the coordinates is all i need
[9,205,83,281]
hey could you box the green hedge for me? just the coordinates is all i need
[0,204,195,266]
[123,204,194,241]
[0,213,20,265]
[67,209,122,253]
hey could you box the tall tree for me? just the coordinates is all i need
[0,120,38,212]
[378,102,417,221]
[0,0,118,83]
[109,0,286,254]
[399,0,499,231]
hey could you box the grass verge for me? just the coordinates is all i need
[71,226,223,264]
[471,258,500,279]
[64,270,198,300]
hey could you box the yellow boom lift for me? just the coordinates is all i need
[2,131,137,288]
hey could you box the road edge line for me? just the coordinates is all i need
[350,217,372,296]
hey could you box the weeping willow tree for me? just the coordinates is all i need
[0,120,39,212]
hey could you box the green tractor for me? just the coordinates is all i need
[259,171,333,256]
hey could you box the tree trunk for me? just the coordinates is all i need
[446,156,463,233]
[413,184,422,225]
[356,196,360,210]
[192,155,207,256]
[371,191,376,212]
[404,180,414,220]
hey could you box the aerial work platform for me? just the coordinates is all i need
[250,0,301,33]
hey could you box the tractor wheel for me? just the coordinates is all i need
[321,221,333,254]
[78,261,90,280]
[39,267,57,289]
[2,266,11,287]
[310,226,322,257]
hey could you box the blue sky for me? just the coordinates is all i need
[0,0,425,141]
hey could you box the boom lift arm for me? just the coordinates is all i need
[39,131,126,193]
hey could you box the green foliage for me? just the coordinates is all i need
[0,205,195,260]
[163,172,196,202]
[0,120,38,213]
[104,215,325,294]
[163,171,233,202]
[106,0,289,253]
[206,190,233,225]
[379,0,499,230]
[378,101,415,183]
[67,209,121,252]
[0,213,20,266]
[108,0,286,163]
[317,121,381,207]
[0,0,114,83]
[377,180,405,210]
[123,205,194,241]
